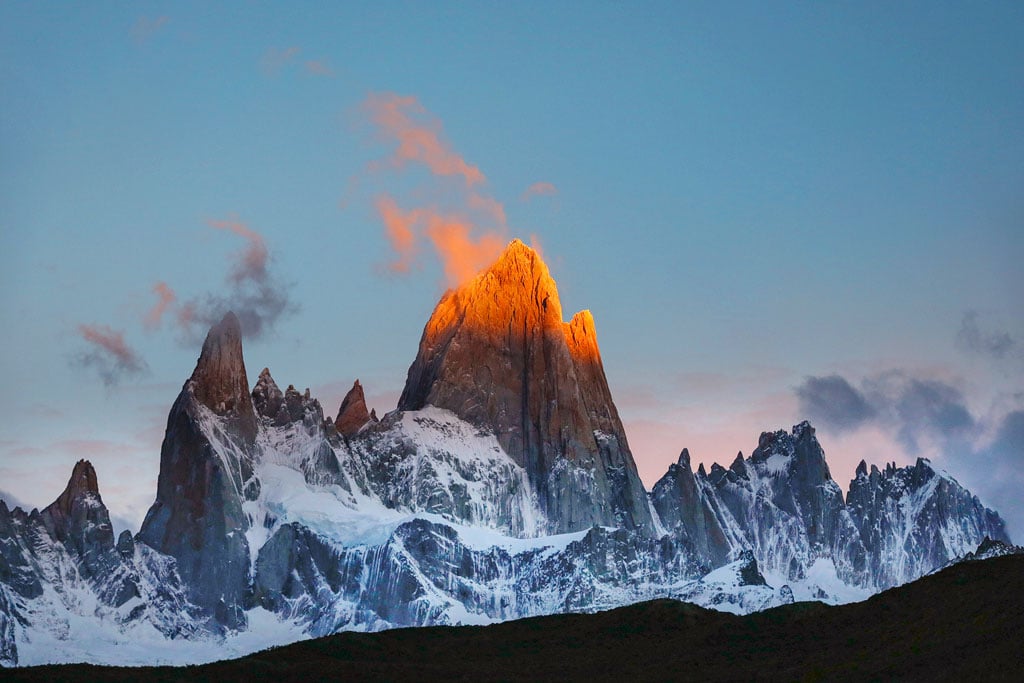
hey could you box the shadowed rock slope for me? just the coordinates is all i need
[137,312,258,630]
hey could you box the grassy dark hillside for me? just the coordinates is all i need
[7,555,1022,682]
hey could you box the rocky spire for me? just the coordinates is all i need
[41,460,107,543]
[252,367,285,422]
[40,460,120,582]
[187,312,257,445]
[398,239,654,534]
[336,379,372,437]
[138,312,256,631]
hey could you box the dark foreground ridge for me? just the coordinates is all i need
[8,554,1022,682]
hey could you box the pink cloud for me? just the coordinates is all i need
[521,181,557,201]
[144,281,176,330]
[75,324,147,386]
[207,217,269,284]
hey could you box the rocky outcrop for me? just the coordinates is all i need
[137,311,256,631]
[846,457,1009,587]
[691,422,866,583]
[398,239,653,535]
[38,460,126,588]
[335,380,374,437]
[650,449,732,568]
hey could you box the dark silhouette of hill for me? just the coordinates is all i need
[6,554,1022,682]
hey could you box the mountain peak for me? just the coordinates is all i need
[398,239,654,533]
[336,379,373,437]
[57,459,100,503]
[189,311,257,443]
[41,459,113,549]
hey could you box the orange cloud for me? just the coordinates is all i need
[424,214,506,287]
[144,281,176,330]
[363,93,485,187]
[375,195,420,273]
[522,181,557,201]
[467,192,507,228]
[207,217,269,284]
[373,194,507,287]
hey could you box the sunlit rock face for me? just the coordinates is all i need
[398,239,654,534]
[138,312,257,631]
[335,379,375,437]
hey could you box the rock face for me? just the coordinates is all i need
[335,380,373,437]
[398,239,654,534]
[650,449,732,568]
[0,462,199,666]
[705,422,867,583]
[38,460,122,584]
[137,311,256,630]
[845,458,1009,587]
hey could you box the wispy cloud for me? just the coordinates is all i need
[144,281,176,330]
[261,46,301,75]
[73,324,148,386]
[362,93,485,187]
[795,368,1023,537]
[795,375,876,433]
[375,195,419,274]
[521,181,557,201]
[175,217,295,341]
[797,371,976,453]
[130,16,169,44]
[207,217,269,284]
[304,60,334,77]
[957,310,1017,361]
[360,92,522,287]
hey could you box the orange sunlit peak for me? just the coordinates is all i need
[566,309,602,363]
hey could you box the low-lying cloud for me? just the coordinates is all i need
[795,375,875,433]
[796,370,1023,538]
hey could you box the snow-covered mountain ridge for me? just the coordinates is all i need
[0,241,1011,667]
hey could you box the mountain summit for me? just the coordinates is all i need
[399,239,654,533]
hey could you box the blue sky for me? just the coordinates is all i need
[1,2,1022,536]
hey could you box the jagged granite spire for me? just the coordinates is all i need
[39,460,118,580]
[398,239,654,534]
[336,379,373,437]
[650,449,732,568]
[138,312,256,631]
[189,311,258,445]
